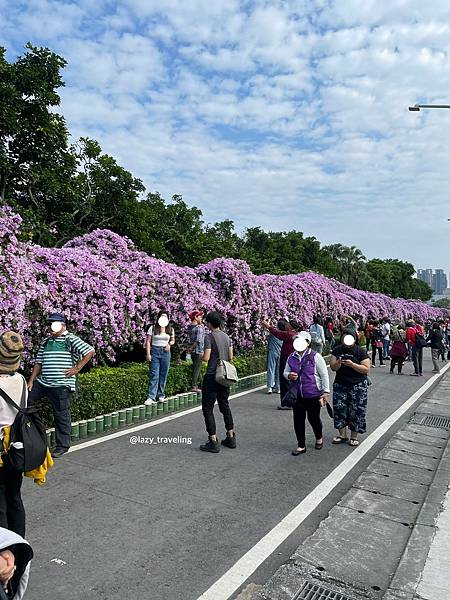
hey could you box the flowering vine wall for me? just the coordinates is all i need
[0,206,446,365]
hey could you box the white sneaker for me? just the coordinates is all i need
[158,397,168,403]
[144,398,157,405]
[266,388,272,394]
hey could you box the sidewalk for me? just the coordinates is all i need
[249,369,450,600]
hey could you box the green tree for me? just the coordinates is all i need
[432,298,450,308]
[0,44,77,242]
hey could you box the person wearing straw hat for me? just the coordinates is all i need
[27,313,95,458]
[0,332,27,537]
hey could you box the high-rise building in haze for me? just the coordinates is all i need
[433,269,448,295]
[418,268,448,294]
[417,269,433,287]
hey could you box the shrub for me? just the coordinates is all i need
[40,352,267,424]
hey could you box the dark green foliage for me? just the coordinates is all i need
[40,353,266,424]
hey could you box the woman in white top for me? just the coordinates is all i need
[145,310,175,404]
[309,316,326,355]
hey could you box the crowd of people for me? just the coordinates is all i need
[0,308,448,596]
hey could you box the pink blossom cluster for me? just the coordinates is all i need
[0,206,446,365]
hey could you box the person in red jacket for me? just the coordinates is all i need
[262,318,299,409]
[406,320,424,376]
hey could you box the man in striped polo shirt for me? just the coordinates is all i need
[27,313,95,458]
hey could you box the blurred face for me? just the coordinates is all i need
[49,321,66,337]
[158,314,169,328]
[343,334,356,347]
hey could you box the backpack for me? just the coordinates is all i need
[0,377,48,472]
[415,332,428,349]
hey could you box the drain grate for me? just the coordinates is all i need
[411,414,450,429]
[293,581,355,600]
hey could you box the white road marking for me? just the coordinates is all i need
[196,363,450,600]
[67,386,266,453]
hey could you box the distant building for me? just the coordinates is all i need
[417,268,448,294]
[417,269,433,287]
[433,270,448,295]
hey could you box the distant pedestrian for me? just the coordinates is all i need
[27,314,95,458]
[145,309,175,405]
[330,329,371,447]
[0,526,33,599]
[324,317,336,351]
[406,320,424,376]
[389,326,408,374]
[364,319,373,352]
[265,319,283,394]
[309,316,325,354]
[284,332,330,455]
[187,310,205,392]
[262,318,299,409]
[200,312,235,453]
[427,322,445,373]
[370,321,384,367]
[381,317,391,360]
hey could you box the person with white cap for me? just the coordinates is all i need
[27,313,95,458]
[284,331,330,455]
[0,526,33,599]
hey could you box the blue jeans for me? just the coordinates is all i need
[266,349,280,390]
[382,339,390,359]
[148,347,171,400]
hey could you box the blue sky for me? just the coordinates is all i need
[2,0,450,279]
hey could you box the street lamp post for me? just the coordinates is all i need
[408,104,450,111]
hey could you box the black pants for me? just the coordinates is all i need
[390,357,404,373]
[202,374,234,436]
[371,347,383,365]
[29,381,72,450]
[412,346,423,375]
[293,396,323,448]
[0,467,25,537]
[191,353,202,388]
[279,355,289,402]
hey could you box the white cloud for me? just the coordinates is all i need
[2,0,450,274]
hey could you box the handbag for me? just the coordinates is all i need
[215,359,238,387]
[211,332,238,387]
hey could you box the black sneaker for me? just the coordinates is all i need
[221,434,237,449]
[200,439,220,453]
[51,448,69,458]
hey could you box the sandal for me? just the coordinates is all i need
[292,448,307,456]
[349,439,360,447]
[332,436,349,444]
[315,440,323,450]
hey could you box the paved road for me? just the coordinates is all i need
[23,354,443,600]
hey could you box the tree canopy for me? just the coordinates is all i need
[0,43,433,302]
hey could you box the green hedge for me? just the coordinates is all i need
[40,352,267,424]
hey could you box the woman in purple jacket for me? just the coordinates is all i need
[284,332,330,455]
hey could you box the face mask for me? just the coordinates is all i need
[293,337,308,352]
[51,322,64,334]
[343,334,355,347]
[158,315,169,328]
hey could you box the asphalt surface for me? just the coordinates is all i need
[23,353,443,600]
